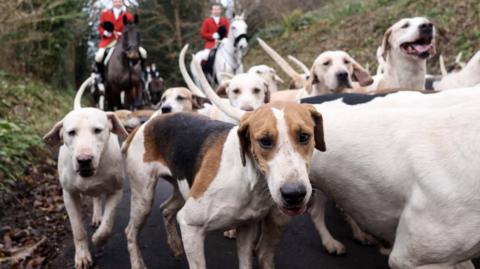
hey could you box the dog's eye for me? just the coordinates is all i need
[253,88,261,94]
[344,59,351,65]
[323,61,331,66]
[67,130,76,137]
[94,128,103,134]
[258,137,274,149]
[298,133,310,144]
[233,89,240,94]
[177,96,185,101]
[401,22,409,29]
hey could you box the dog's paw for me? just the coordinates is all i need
[323,239,346,255]
[223,229,237,239]
[75,249,93,269]
[91,214,102,228]
[92,229,110,247]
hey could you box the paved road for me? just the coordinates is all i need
[51,178,480,269]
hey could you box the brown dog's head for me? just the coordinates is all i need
[237,102,325,216]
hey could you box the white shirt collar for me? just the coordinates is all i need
[212,15,220,24]
[113,6,125,20]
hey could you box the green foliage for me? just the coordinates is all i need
[0,0,89,87]
[246,0,480,76]
[0,120,41,193]
[0,71,73,197]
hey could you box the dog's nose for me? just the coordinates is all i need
[280,182,307,206]
[336,72,349,82]
[161,106,172,114]
[77,154,93,166]
[419,23,433,34]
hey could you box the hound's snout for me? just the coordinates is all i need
[77,154,95,177]
[419,23,433,34]
[336,72,351,89]
[280,182,307,207]
[161,106,172,114]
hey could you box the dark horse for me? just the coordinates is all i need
[105,15,143,110]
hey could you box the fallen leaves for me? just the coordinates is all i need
[0,157,68,269]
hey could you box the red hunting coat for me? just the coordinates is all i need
[200,16,230,49]
[98,9,134,48]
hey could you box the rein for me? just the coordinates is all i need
[234,34,248,48]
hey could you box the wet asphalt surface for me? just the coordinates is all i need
[51,177,480,269]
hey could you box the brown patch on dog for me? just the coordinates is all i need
[189,132,229,199]
[143,120,167,165]
[283,104,326,163]
[238,105,279,172]
[132,109,155,118]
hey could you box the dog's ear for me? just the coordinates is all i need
[134,14,139,25]
[263,82,271,103]
[380,28,392,59]
[237,113,253,166]
[351,58,374,87]
[304,105,326,152]
[305,66,319,93]
[43,120,64,148]
[123,14,129,25]
[192,95,211,110]
[106,112,128,140]
[216,80,230,98]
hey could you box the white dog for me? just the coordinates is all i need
[368,17,436,91]
[44,78,128,269]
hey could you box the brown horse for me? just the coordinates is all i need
[105,15,143,110]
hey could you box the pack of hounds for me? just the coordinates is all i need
[44,16,480,269]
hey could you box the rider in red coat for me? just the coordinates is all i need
[200,3,229,49]
[94,0,147,85]
[98,5,133,48]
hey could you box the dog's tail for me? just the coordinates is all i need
[257,38,305,87]
[439,54,447,76]
[188,45,245,123]
[74,77,94,110]
[288,55,310,75]
[179,44,206,98]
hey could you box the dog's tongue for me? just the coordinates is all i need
[413,44,432,53]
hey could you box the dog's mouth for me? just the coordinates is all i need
[279,205,306,217]
[400,35,433,59]
[77,167,96,178]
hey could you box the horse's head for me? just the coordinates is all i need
[122,15,141,63]
[230,12,248,53]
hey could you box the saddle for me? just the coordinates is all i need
[201,47,218,84]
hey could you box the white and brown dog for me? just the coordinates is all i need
[369,17,436,91]
[123,102,325,269]
[44,78,128,269]
[156,87,210,114]
[257,38,372,101]
[122,59,326,269]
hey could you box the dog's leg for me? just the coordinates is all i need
[255,208,290,269]
[91,196,103,227]
[344,213,377,245]
[236,223,260,269]
[160,186,184,259]
[92,188,122,247]
[125,176,157,269]
[177,208,207,269]
[308,193,346,255]
[63,190,92,269]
